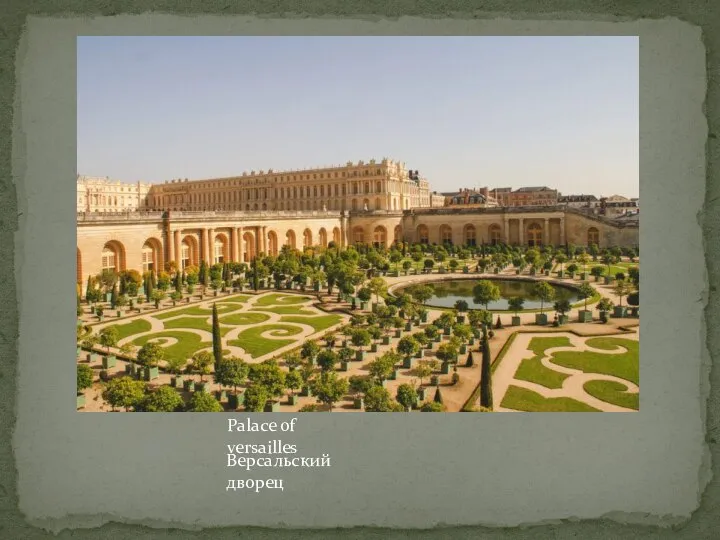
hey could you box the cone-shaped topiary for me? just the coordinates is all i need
[495,316,503,329]
[212,302,222,371]
[434,386,443,404]
[466,350,474,367]
[480,327,493,410]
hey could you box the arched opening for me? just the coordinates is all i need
[332,227,341,245]
[267,231,279,256]
[417,225,429,244]
[318,228,328,248]
[242,232,255,262]
[587,227,600,246]
[286,230,296,250]
[303,228,313,248]
[213,233,229,264]
[439,224,453,245]
[527,223,542,247]
[394,225,402,244]
[489,224,502,245]
[373,226,387,248]
[352,226,365,245]
[375,197,381,210]
[180,235,199,269]
[141,238,164,273]
[101,240,126,273]
[464,224,477,246]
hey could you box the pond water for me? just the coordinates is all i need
[398,278,580,311]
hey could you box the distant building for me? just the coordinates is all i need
[77,176,152,213]
[558,194,599,209]
[489,186,558,207]
[443,187,499,207]
[600,195,639,218]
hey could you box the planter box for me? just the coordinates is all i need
[394,329,402,338]
[558,315,569,325]
[228,393,244,409]
[493,268,500,274]
[371,303,379,313]
[439,267,447,274]
[76,394,86,409]
[116,310,122,317]
[171,375,184,388]
[288,395,299,406]
[580,272,587,280]
[76,346,82,357]
[512,316,522,326]
[370,343,378,353]
[530,269,537,276]
[102,355,116,369]
[183,379,195,392]
[535,313,549,326]
[341,340,348,348]
[434,335,442,343]
[613,306,627,318]
[430,375,439,386]
[441,362,450,374]
[354,398,364,410]
[144,366,159,381]
[417,388,427,401]
[463,266,469,274]
[389,369,398,381]
[604,276,614,285]
[125,363,136,375]
[414,349,423,358]
[456,315,465,324]
[443,328,451,336]
[193,382,208,393]
[468,337,475,346]
[351,298,357,309]
[515,269,521,275]
[88,352,101,363]
[301,386,313,397]
[264,401,280,412]
[544,270,550,276]
[459,344,467,354]
[313,283,321,292]
[405,322,413,332]
[568,272,575,279]
[420,313,428,323]
[382,336,391,345]
[578,310,593,323]
[99,370,110,381]
[557,271,565,278]
[355,350,365,361]
[360,302,368,311]
[340,361,349,371]
[215,390,227,402]
[599,311,608,323]
[403,357,414,369]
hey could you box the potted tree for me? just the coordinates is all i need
[566,263,578,280]
[533,281,555,325]
[555,253,568,278]
[285,370,302,406]
[137,341,165,381]
[554,299,571,325]
[167,356,186,388]
[454,299,469,323]
[508,297,525,326]
[349,375,374,409]
[590,266,605,282]
[596,297,614,323]
[627,290,639,317]
[612,279,631,318]
[76,363,93,409]
[577,282,595,322]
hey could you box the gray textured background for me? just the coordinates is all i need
[2,4,718,539]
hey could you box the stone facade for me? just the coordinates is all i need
[77,176,152,213]
[145,158,443,213]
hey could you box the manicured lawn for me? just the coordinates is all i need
[154,303,239,320]
[162,316,234,337]
[105,318,152,341]
[254,305,316,315]
[229,324,305,358]
[217,295,251,304]
[132,331,211,362]
[279,314,343,332]
[500,385,601,412]
[550,337,638,385]
[220,312,271,326]
[514,336,573,389]
[583,380,639,410]
[254,293,312,306]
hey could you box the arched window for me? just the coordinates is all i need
[318,228,328,247]
[588,227,600,246]
[440,224,453,245]
[527,223,542,247]
[417,225,429,244]
[352,226,365,244]
[489,225,502,245]
[101,247,116,272]
[373,226,387,248]
[303,229,313,248]
[464,224,476,246]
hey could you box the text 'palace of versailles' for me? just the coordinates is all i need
[76,158,640,414]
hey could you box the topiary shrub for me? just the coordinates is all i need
[495,316,503,329]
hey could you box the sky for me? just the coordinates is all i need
[77,36,639,198]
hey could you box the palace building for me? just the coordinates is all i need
[76,158,639,291]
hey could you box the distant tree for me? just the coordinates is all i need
[212,303,222,370]
[214,356,249,395]
[76,364,93,392]
[472,280,501,310]
[311,371,349,411]
[136,341,165,367]
[532,281,555,315]
[420,401,444,412]
[140,386,184,412]
[316,349,339,372]
[244,385,270,412]
[189,350,214,382]
[102,376,145,412]
[397,335,419,360]
[188,392,223,412]
[99,326,119,353]
[396,384,418,411]
[364,386,394,412]
[300,340,320,363]
[577,282,595,310]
